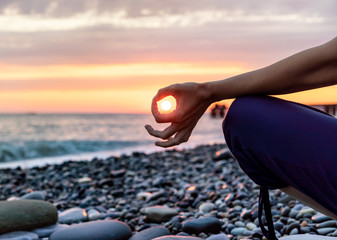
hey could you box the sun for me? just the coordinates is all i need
[157,95,176,114]
[161,100,172,111]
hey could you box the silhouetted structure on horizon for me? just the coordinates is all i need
[311,104,337,116]
[210,104,227,118]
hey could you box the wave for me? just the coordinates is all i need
[0,140,149,162]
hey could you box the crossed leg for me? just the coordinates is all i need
[223,96,337,220]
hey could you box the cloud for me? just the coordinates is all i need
[0,0,335,67]
[0,5,328,33]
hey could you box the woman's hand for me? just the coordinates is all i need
[145,82,212,148]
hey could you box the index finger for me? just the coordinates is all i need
[151,88,177,123]
[151,99,176,123]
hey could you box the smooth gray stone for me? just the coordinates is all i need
[21,191,45,201]
[230,227,246,235]
[332,230,337,237]
[153,236,202,240]
[242,229,253,236]
[274,221,285,232]
[58,207,87,224]
[206,233,229,240]
[312,213,331,223]
[87,209,101,221]
[234,221,245,227]
[32,224,69,238]
[279,194,295,204]
[316,220,337,228]
[129,226,170,240]
[136,192,152,201]
[299,207,316,215]
[145,206,178,223]
[281,207,291,216]
[286,222,301,234]
[182,217,221,234]
[317,227,337,235]
[290,228,299,235]
[0,200,58,234]
[246,222,257,230]
[289,209,299,218]
[0,231,39,240]
[199,203,215,213]
[50,220,132,240]
[280,234,337,240]
[7,196,21,201]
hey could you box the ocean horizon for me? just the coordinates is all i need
[0,113,225,169]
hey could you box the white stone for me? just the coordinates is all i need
[77,177,92,184]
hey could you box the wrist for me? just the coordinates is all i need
[200,82,219,104]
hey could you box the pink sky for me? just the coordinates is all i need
[0,0,336,113]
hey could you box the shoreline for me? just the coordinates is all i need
[0,141,225,169]
[0,144,335,239]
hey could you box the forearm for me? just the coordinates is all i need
[203,37,337,102]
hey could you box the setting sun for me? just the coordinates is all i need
[157,95,177,114]
[161,100,172,111]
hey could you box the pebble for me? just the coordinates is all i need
[316,220,337,228]
[32,224,68,238]
[50,220,132,240]
[199,203,215,213]
[153,236,203,240]
[7,196,21,201]
[332,229,337,237]
[0,200,57,234]
[280,234,337,239]
[137,192,152,201]
[312,213,331,223]
[317,227,337,235]
[58,207,88,224]
[20,191,45,201]
[246,222,257,230]
[77,177,92,184]
[230,227,246,235]
[234,221,245,227]
[182,217,222,234]
[0,231,39,240]
[0,144,336,239]
[145,206,178,223]
[289,228,299,235]
[206,233,230,240]
[299,207,316,215]
[129,226,171,240]
[87,209,101,221]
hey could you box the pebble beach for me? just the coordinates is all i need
[0,143,337,240]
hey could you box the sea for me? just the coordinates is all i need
[0,113,225,169]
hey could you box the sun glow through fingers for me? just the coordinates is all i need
[161,100,172,111]
[157,95,176,114]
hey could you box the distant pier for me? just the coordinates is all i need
[210,103,337,118]
[210,104,227,118]
[311,104,336,116]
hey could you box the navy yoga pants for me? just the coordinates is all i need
[223,96,337,216]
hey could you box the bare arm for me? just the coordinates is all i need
[146,37,337,147]
[204,36,337,102]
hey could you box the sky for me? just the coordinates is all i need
[0,0,336,113]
